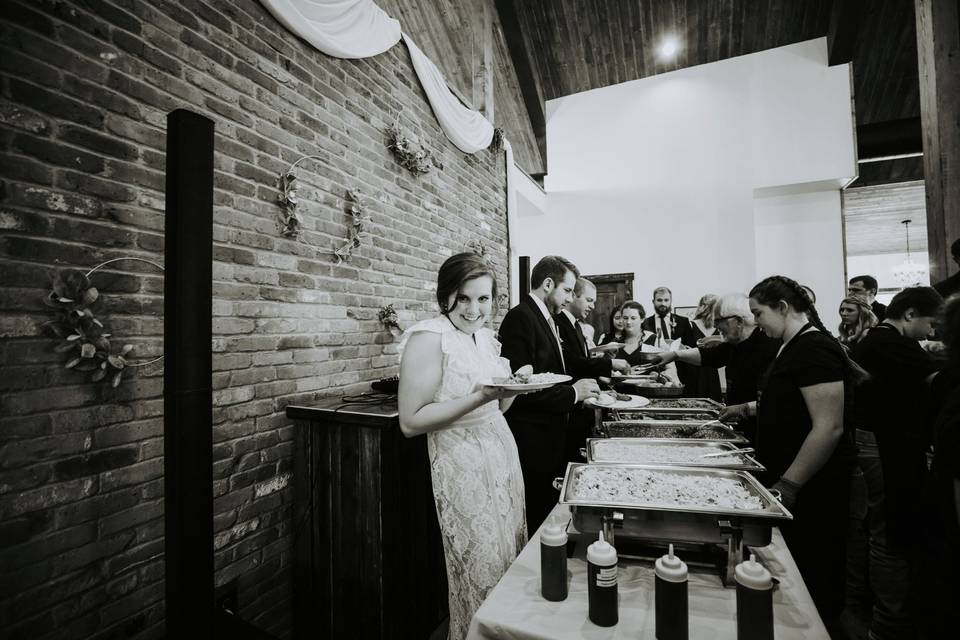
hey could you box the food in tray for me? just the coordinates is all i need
[648,399,722,410]
[603,422,740,439]
[592,441,741,465]
[618,410,717,421]
[498,365,567,386]
[572,466,764,511]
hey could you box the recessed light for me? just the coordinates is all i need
[656,35,680,61]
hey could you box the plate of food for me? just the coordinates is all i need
[484,365,571,391]
[589,342,624,355]
[584,391,650,409]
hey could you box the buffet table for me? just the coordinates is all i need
[467,504,827,640]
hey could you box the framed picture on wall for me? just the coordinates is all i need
[674,306,698,321]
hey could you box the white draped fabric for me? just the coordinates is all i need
[258,0,400,59]
[401,33,494,154]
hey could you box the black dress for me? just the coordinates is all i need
[756,327,855,621]
[699,327,780,443]
[686,322,722,401]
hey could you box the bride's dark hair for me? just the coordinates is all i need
[437,252,499,315]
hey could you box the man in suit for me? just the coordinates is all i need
[849,275,887,321]
[641,286,697,392]
[499,257,602,535]
[932,239,960,299]
[555,278,631,464]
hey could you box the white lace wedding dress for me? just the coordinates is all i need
[400,317,527,639]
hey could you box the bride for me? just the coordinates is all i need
[398,252,527,639]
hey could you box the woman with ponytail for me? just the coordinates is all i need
[746,275,859,635]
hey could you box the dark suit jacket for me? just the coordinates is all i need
[871,300,887,321]
[498,296,577,426]
[642,313,695,347]
[554,311,613,379]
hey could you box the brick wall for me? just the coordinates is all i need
[0,1,531,637]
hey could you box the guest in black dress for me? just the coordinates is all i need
[654,293,780,443]
[597,306,624,345]
[616,301,679,382]
[837,296,878,347]
[687,294,723,401]
[747,275,863,637]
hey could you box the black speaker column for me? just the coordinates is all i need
[164,109,215,638]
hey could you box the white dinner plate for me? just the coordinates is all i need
[584,393,650,409]
[483,373,572,392]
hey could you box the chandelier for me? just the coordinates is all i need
[891,219,928,288]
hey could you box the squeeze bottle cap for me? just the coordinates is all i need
[655,543,688,583]
[540,516,568,547]
[735,553,773,590]
[587,530,617,565]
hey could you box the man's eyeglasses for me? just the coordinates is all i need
[714,315,741,324]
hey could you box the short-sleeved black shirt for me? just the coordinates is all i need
[932,387,960,548]
[756,329,855,482]
[699,327,781,406]
[852,324,943,439]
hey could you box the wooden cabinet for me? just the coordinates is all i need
[288,400,447,639]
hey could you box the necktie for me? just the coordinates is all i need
[574,321,588,357]
[660,316,670,341]
[547,316,566,373]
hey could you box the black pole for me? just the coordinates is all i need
[164,109,215,638]
[519,255,530,298]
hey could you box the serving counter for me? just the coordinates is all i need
[467,504,827,640]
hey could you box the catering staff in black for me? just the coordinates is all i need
[499,256,601,535]
[920,293,960,639]
[655,293,780,443]
[851,286,944,640]
[555,278,630,463]
[747,275,861,636]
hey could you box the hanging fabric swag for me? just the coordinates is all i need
[258,0,401,59]
[400,33,494,154]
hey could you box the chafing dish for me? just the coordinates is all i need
[615,408,721,422]
[646,398,725,411]
[613,381,684,397]
[597,420,749,444]
[583,438,764,472]
[556,462,791,583]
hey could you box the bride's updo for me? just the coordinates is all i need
[437,252,499,314]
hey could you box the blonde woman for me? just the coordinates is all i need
[838,296,878,347]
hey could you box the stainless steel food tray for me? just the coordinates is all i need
[598,420,749,444]
[615,409,721,422]
[645,398,725,411]
[557,462,790,547]
[584,438,764,472]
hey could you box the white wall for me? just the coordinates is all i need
[753,190,846,321]
[511,38,856,311]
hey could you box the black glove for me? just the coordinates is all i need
[770,477,801,510]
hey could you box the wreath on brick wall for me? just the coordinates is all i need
[385,112,442,175]
[42,258,164,387]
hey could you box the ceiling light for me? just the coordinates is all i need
[657,36,680,60]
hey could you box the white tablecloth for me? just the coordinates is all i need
[467,505,828,639]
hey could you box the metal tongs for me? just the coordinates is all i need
[699,446,755,459]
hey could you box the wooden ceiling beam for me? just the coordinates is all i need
[828,0,864,66]
[916,0,960,283]
[495,0,547,170]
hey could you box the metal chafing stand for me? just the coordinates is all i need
[555,462,791,585]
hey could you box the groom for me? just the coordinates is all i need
[499,256,601,535]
